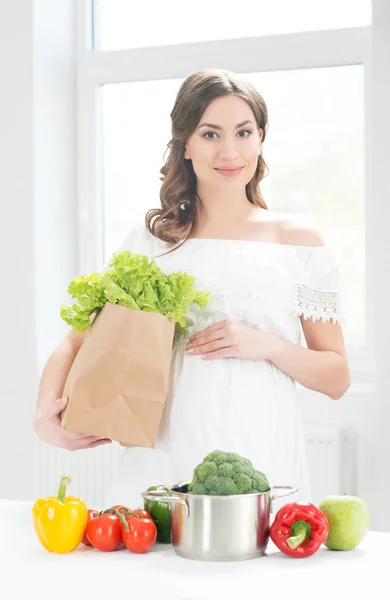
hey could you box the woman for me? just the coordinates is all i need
[34,69,350,507]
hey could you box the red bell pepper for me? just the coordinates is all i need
[270,501,329,558]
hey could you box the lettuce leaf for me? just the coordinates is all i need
[60,250,210,333]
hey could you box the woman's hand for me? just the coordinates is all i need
[34,397,112,451]
[186,319,280,361]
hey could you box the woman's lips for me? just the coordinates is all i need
[214,167,244,177]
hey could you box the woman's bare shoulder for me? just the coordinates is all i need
[267,214,326,247]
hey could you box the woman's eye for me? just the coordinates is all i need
[203,130,252,139]
[238,129,252,137]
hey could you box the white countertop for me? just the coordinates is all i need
[1,499,387,599]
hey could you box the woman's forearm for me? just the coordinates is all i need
[266,335,351,400]
[35,337,80,418]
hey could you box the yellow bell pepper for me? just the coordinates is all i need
[32,475,88,554]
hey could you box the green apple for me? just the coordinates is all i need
[319,495,370,551]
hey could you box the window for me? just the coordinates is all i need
[93,0,371,51]
[101,65,365,347]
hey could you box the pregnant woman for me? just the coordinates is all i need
[34,68,350,507]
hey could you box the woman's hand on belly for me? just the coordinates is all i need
[185,319,280,361]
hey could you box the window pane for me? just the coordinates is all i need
[94,0,371,51]
[101,65,365,347]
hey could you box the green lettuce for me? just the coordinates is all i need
[60,250,210,333]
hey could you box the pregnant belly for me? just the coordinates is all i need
[156,352,298,479]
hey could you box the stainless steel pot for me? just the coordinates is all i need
[142,481,297,561]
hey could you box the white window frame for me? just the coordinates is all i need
[75,0,390,389]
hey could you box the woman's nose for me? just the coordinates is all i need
[218,144,240,160]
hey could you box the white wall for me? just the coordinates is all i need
[365,0,390,533]
[0,0,37,499]
[33,0,77,369]
[0,0,76,500]
[1,0,390,533]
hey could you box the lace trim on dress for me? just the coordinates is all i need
[294,283,345,325]
[172,276,345,351]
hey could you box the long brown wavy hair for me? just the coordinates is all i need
[145,69,269,252]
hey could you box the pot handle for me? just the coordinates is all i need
[141,490,189,517]
[270,485,298,513]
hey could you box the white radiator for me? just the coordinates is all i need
[35,439,125,509]
[304,426,357,505]
[35,426,357,508]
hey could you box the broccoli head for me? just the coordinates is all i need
[188,450,270,496]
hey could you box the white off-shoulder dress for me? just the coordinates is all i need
[105,226,344,508]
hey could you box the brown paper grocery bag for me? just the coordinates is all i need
[60,301,175,447]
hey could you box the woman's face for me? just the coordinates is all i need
[184,95,263,190]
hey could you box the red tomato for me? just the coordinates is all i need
[122,517,157,554]
[86,512,122,552]
[118,512,135,536]
[111,504,131,515]
[129,509,152,520]
[81,509,99,545]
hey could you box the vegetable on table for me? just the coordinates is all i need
[144,485,172,543]
[111,504,132,515]
[120,510,157,554]
[188,450,270,496]
[129,508,152,521]
[85,509,123,552]
[60,250,210,334]
[84,507,157,554]
[270,501,329,558]
[81,508,99,545]
[32,475,88,554]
